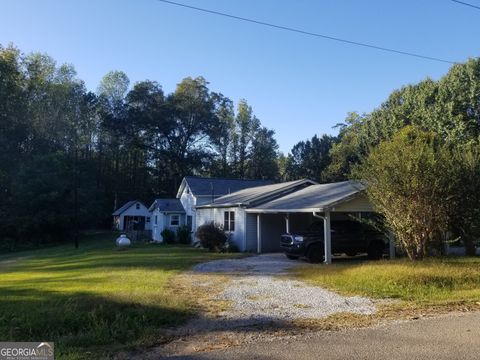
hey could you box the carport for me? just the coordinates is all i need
[246,181,395,264]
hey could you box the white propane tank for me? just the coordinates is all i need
[116,234,131,247]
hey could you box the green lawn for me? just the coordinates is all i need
[0,233,239,359]
[294,257,480,305]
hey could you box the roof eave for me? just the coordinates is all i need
[176,178,187,198]
[196,202,246,209]
[246,179,317,207]
[246,208,324,214]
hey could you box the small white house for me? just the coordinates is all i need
[149,199,186,242]
[112,200,152,231]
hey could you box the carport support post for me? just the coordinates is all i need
[324,211,332,264]
[285,213,290,234]
[257,214,262,254]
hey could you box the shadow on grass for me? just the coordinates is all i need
[0,285,333,360]
[0,286,192,359]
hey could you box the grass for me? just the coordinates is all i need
[0,232,241,359]
[294,257,480,306]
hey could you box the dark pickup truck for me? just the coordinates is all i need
[280,220,385,263]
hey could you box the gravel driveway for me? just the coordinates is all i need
[119,254,377,359]
[193,254,375,323]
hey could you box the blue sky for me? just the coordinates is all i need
[1,0,478,153]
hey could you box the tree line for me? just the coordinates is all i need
[0,44,282,249]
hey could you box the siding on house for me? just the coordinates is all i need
[196,207,214,228]
[164,213,186,232]
[151,210,185,242]
[151,210,164,241]
[179,184,197,231]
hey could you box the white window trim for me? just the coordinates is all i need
[224,211,235,232]
[170,214,180,227]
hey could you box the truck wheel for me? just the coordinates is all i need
[307,244,324,263]
[285,254,299,260]
[367,241,384,260]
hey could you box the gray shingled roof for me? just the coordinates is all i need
[149,198,185,213]
[246,181,367,213]
[177,176,274,198]
[196,179,317,208]
[112,200,144,216]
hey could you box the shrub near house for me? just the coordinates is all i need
[195,222,227,252]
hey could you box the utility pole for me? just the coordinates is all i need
[73,109,80,249]
[74,144,79,249]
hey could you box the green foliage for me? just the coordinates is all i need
[354,126,454,260]
[195,222,227,252]
[325,60,480,181]
[286,134,336,182]
[97,70,130,113]
[448,141,480,255]
[176,225,192,244]
[247,127,279,180]
[160,229,176,244]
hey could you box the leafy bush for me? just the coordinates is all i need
[160,229,176,244]
[195,222,227,252]
[176,225,192,244]
[355,126,453,260]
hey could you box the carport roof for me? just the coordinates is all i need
[196,179,317,208]
[246,180,366,213]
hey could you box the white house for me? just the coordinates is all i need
[176,176,274,232]
[195,179,316,251]
[112,200,152,231]
[149,198,186,242]
[195,179,393,263]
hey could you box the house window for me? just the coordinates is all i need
[170,215,180,226]
[187,215,193,230]
[155,215,158,225]
[224,211,235,232]
[146,217,150,223]
[136,203,140,210]
[186,187,190,194]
